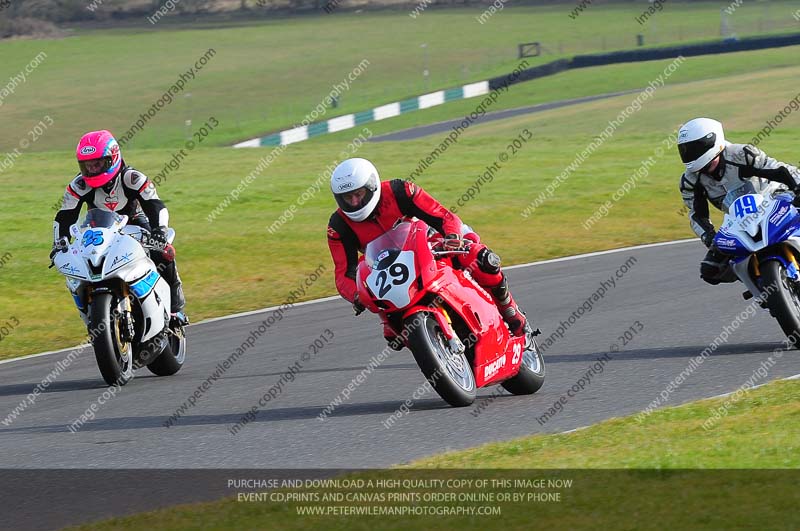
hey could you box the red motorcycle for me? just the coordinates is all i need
[356,219,545,407]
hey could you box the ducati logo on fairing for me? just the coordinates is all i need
[484,355,506,379]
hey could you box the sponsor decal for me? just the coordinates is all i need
[377,250,390,262]
[110,252,132,269]
[130,270,160,298]
[769,205,790,225]
[511,342,522,365]
[716,237,738,248]
[103,189,119,211]
[59,263,80,275]
[80,146,96,155]
[338,181,355,191]
[483,354,506,380]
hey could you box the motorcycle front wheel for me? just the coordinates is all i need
[90,291,134,386]
[406,312,476,407]
[762,259,800,344]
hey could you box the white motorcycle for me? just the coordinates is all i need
[715,180,800,341]
[51,209,186,385]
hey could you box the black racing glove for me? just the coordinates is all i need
[352,294,366,316]
[49,237,68,260]
[700,230,717,249]
[792,187,800,208]
[150,226,168,247]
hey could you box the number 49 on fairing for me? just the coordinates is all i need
[734,195,759,218]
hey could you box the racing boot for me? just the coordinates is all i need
[490,274,528,337]
[154,250,188,325]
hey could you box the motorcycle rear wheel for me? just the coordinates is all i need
[406,312,476,407]
[147,324,186,376]
[502,336,546,395]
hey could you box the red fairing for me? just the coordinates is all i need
[328,180,464,303]
[355,218,525,389]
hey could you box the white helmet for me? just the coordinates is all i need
[330,158,381,222]
[677,118,727,173]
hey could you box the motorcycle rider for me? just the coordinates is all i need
[327,157,531,347]
[678,118,800,284]
[52,130,187,322]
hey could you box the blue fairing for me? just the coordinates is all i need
[716,199,800,257]
[714,231,749,256]
[769,209,800,243]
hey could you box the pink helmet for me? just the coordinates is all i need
[76,130,122,188]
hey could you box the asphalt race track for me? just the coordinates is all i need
[3,239,800,529]
[369,89,642,142]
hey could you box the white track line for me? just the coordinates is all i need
[0,238,697,366]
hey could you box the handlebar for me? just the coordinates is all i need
[431,249,471,257]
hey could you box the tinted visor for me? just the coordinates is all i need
[78,156,113,177]
[335,186,375,214]
[678,133,716,164]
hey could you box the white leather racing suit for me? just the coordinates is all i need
[53,165,185,313]
[54,166,167,241]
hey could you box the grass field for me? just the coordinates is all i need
[1,46,799,359]
[0,2,798,152]
[69,378,800,529]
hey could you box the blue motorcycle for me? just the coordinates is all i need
[715,180,800,341]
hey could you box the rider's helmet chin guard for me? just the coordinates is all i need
[330,158,381,222]
[677,117,728,173]
[76,130,122,188]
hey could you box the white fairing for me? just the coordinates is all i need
[366,250,416,309]
[54,219,172,342]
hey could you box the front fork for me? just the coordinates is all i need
[69,280,135,342]
[118,285,135,344]
[738,244,800,301]
[397,304,465,354]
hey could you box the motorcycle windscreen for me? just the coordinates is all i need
[364,221,413,268]
[364,222,417,309]
[80,208,124,230]
[722,180,757,211]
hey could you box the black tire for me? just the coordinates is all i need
[762,259,800,342]
[501,336,546,395]
[90,292,133,386]
[405,312,476,407]
[147,325,186,376]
